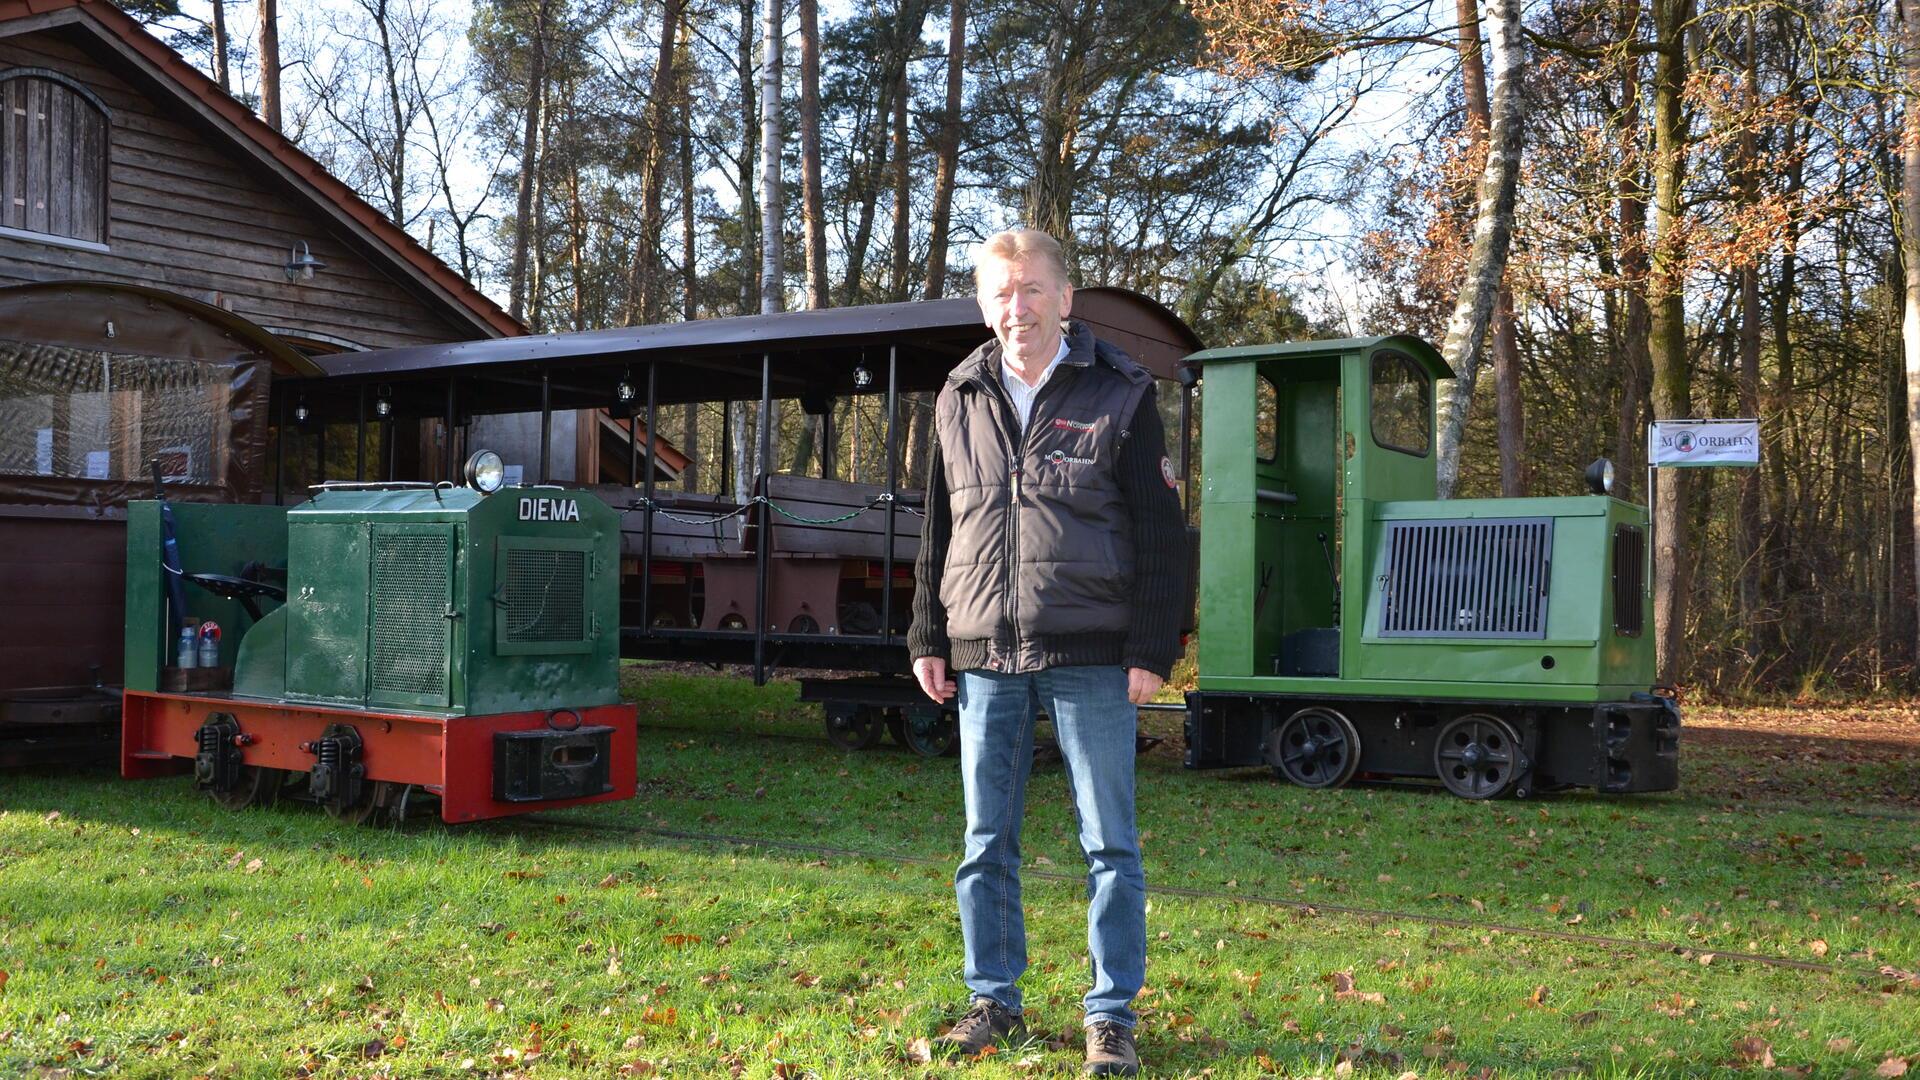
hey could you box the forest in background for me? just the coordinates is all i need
[130,0,1916,699]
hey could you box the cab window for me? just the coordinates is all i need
[1256,375,1278,463]
[1369,351,1430,456]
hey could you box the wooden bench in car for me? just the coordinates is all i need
[589,485,745,630]
[701,474,923,635]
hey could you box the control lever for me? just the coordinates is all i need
[1316,532,1340,623]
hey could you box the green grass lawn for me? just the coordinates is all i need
[2,673,1917,1078]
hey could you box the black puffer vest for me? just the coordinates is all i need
[935,321,1153,673]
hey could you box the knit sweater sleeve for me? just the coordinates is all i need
[1117,385,1187,679]
[907,434,952,662]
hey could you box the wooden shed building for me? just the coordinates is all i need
[0,0,528,748]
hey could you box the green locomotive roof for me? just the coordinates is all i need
[1183,335,1453,380]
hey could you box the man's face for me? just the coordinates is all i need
[976,255,1073,366]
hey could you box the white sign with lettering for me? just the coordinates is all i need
[1649,419,1760,468]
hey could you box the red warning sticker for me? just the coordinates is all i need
[1160,456,1178,488]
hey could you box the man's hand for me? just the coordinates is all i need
[1127,667,1164,705]
[914,656,957,704]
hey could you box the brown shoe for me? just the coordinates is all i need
[1084,1020,1139,1076]
[933,997,1026,1055]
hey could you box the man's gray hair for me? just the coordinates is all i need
[973,227,1070,290]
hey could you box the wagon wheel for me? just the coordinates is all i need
[888,708,959,758]
[648,610,681,628]
[1434,714,1523,800]
[788,614,821,634]
[207,766,289,811]
[1264,707,1362,789]
[824,705,883,750]
[323,779,400,827]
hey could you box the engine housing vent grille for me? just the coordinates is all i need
[1377,517,1553,639]
[370,532,451,697]
[1611,524,1646,636]
[503,547,588,644]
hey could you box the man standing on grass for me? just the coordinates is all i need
[909,227,1186,1077]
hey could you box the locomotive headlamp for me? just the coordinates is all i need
[1585,457,1615,495]
[464,449,506,493]
[853,364,873,389]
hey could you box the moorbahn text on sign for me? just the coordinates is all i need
[1648,420,1760,468]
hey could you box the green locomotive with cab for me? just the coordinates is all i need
[1180,337,1679,798]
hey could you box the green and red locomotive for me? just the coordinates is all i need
[119,453,636,823]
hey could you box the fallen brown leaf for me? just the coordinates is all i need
[1878,1058,1911,1078]
[1733,1037,1775,1068]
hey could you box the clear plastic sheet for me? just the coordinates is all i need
[0,339,261,508]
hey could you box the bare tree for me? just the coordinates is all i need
[632,0,687,325]
[1434,0,1525,499]
[760,0,785,316]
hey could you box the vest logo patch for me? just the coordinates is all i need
[1052,417,1097,432]
[1160,456,1179,488]
[1047,448,1096,466]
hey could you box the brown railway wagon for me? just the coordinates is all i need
[281,288,1204,697]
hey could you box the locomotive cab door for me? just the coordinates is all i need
[1255,358,1343,677]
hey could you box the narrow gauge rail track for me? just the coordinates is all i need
[516,813,1907,983]
[625,713,1920,826]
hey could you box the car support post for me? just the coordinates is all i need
[641,362,658,630]
[356,384,367,481]
[881,345,899,641]
[753,351,773,684]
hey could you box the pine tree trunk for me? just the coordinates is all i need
[799,0,828,310]
[922,0,964,300]
[1433,0,1526,499]
[256,0,281,130]
[1648,0,1694,685]
[1611,22,1653,498]
[508,0,549,324]
[889,67,911,302]
[1028,23,1079,244]
[1735,12,1763,624]
[635,0,685,325]
[1903,0,1920,666]
[211,0,230,91]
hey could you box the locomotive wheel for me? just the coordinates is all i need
[824,706,883,750]
[1434,714,1522,799]
[322,779,400,826]
[207,766,288,811]
[888,709,959,757]
[1265,708,1361,788]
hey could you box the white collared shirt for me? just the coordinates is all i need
[1000,338,1070,434]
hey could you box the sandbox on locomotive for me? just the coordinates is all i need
[1180,337,1679,798]
[119,453,636,823]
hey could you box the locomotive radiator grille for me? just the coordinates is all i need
[504,548,588,644]
[370,533,451,697]
[1611,524,1646,636]
[1377,517,1552,638]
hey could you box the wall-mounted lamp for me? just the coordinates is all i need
[852,364,872,389]
[284,241,327,282]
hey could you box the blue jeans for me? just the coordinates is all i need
[953,665,1146,1028]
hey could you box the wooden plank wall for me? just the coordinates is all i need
[0,30,479,351]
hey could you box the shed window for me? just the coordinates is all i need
[1369,350,1431,456]
[1,72,109,246]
